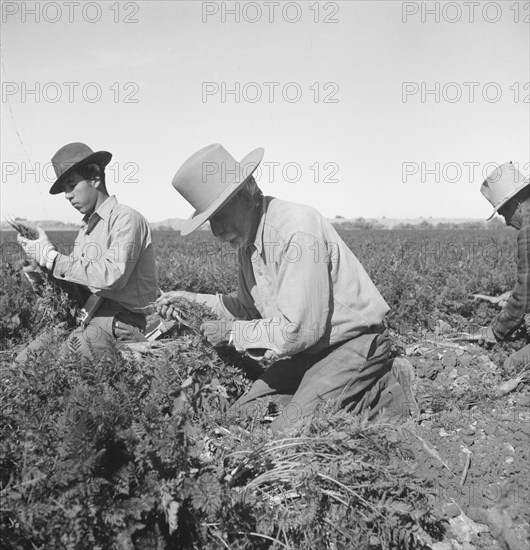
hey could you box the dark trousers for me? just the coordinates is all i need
[14,302,146,364]
[233,329,408,435]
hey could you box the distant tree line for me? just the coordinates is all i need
[154,225,176,232]
[332,217,385,230]
[331,217,507,231]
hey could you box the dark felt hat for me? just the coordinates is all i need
[49,142,112,195]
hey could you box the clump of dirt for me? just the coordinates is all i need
[394,331,529,550]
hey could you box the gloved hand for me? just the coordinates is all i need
[17,227,58,270]
[478,325,498,349]
[496,291,511,309]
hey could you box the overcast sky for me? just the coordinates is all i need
[1,1,529,223]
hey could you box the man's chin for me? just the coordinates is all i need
[507,216,522,230]
[218,236,244,249]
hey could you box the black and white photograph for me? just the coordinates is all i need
[1,1,529,548]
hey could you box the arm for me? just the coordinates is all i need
[155,280,259,323]
[196,291,260,321]
[53,210,149,291]
[491,226,530,340]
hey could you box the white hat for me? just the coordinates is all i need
[480,162,529,220]
[172,144,264,235]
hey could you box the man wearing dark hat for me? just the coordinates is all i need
[156,144,413,435]
[15,142,157,363]
[478,162,529,372]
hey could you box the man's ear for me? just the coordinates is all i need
[92,176,102,190]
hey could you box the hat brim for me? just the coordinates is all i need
[485,177,530,221]
[49,151,112,195]
[180,147,264,236]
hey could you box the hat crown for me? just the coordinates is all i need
[172,143,256,213]
[51,142,95,180]
[172,144,264,235]
[49,142,112,195]
[481,162,527,216]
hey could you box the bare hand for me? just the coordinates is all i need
[154,290,197,320]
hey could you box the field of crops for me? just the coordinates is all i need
[0,228,521,345]
[1,228,528,549]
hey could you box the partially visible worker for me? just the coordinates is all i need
[478,162,529,372]
[155,143,414,435]
[15,142,157,363]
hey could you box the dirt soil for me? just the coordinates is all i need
[394,329,530,550]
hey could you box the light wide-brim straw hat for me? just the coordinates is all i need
[49,142,112,195]
[480,162,529,220]
[172,143,264,236]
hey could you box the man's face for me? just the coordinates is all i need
[498,199,519,228]
[63,171,99,215]
[209,194,253,249]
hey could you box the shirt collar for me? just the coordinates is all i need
[249,196,269,256]
[82,195,118,231]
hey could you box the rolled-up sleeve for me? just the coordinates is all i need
[53,210,149,291]
[233,232,331,359]
[492,226,530,339]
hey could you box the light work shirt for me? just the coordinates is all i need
[198,197,389,362]
[52,195,157,314]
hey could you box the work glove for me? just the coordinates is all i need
[17,227,58,270]
[496,291,511,309]
[478,325,498,349]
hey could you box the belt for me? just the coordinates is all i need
[77,296,146,332]
[77,295,105,326]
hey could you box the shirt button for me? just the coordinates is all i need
[258,270,263,276]
[60,273,65,278]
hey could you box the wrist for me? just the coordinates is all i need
[226,321,236,346]
[45,249,59,271]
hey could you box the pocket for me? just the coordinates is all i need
[367,331,390,362]
[112,318,146,342]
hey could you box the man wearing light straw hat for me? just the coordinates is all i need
[15,142,157,363]
[156,144,413,435]
[478,162,529,372]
